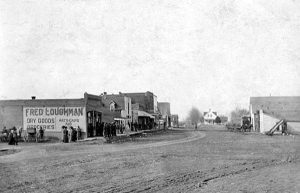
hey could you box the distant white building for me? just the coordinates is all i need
[203,109,217,124]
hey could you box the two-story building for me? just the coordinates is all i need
[123,91,158,130]
[101,92,132,132]
[203,109,218,124]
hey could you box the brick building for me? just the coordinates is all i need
[122,91,158,114]
[122,91,159,130]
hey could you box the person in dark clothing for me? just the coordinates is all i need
[70,126,75,142]
[76,126,81,141]
[87,124,93,137]
[12,127,18,145]
[111,123,114,136]
[61,126,64,142]
[134,122,138,132]
[73,127,77,141]
[104,123,108,137]
[119,124,124,134]
[110,123,113,137]
[63,127,68,143]
[108,123,112,137]
[95,122,100,136]
[100,122,104,137]
[282,121,288,135]
[8,130,14,145]
[72,127,77,141]
[112,123,116,136]
[103,123,107,137]
[39,126,44,141]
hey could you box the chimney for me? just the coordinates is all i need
[31,96,36,100]
[119,91,122,95]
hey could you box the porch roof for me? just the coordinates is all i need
[133,110,155,119]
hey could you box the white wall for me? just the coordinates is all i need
[261,113,280,133]
[123,96,132,118]
[153,95,158,113]
[250,104,255,131]
[287,122,300,134]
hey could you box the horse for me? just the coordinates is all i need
[21,128,28,142]
[0,132,8,142]
[16,127,23,142]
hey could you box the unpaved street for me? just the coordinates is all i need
[0,125,299,193]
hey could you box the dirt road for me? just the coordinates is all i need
[0,126,299,193]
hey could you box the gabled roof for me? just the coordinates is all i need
[203,111,217,117]
[250,96,300,121]
[101,98,113,108]
[203,109,218,120]
[103,95,127,109]
[109,100,116,104]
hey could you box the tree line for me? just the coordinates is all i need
[185,107,249,127]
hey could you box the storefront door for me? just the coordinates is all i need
[87,111,102,137]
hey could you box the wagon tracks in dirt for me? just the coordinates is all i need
[87,157,299,193]
[1,128,299,193]
[0,130,205,163]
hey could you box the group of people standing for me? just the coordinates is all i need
[132,122,155,131]
[1,126,23,145]
[89,122,127,138]
[103,122,118,137]
[61,126,81,143]
[2,126,45,144]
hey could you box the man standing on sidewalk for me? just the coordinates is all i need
[12,127,18,145]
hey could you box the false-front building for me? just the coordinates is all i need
[0,93,117,139]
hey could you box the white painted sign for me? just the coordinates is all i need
[23,107,86,132]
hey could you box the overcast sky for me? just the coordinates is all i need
[0,0,299,120]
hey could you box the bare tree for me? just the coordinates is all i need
[219,115,228,123]
[188,107,203,128]
[230,107,249,125]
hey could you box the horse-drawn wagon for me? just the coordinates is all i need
[23,127,44,142]
[226,116,253,132]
